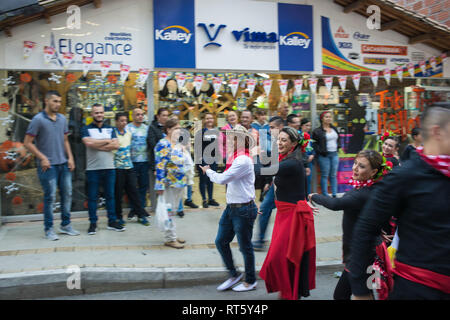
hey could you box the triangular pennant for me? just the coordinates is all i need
[43,46,56,64]
[324,77,333,93]
[352,73,361,90]
[23,41,36,59]
[419,60,426,75]
[308,77,318,93]
[194,75,204,94]
[158,71,169,89]
[100,61,112,78]
[383,68,391,85]
[370,71,378,87]
[212,77,222,94]
[82,56,93,77]
[338,76,347,90]
[429,56,436,70]
[246,78,257,97]
[278,79,289,96]
[263,79,272,96]
[294,79,303,95]
[395,66,403,82]
[407,63,415,77]
[176,73,186,89]
[229,78,240,97]
[120,64,131,83]
[62,52,75,69]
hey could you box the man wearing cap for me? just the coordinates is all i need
[200,125,258,292]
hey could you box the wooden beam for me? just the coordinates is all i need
[43,11,51,24]
[93,0,102,8]
[409,33,435,45]
[343,0,367,13]
[4,26,12,37]
[380,20,402,32]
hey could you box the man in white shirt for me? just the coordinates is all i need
[200,125,258,292]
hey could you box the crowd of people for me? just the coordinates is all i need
[23,89,449,299]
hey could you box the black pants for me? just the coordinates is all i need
[115,168,147,220]
[197,163,217,201]
[334,269,352,300]
[388,275,450,300]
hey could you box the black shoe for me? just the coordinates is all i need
[202,200,209,208]
[88,223,97,235]
[107,221,126,232]
[208,199,220,206]
[184,200,199,209]
[127,211,136,220]
[177,211,185,218]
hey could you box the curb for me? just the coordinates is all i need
[0,262,344,300]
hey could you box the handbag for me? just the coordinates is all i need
[155,194,173,231]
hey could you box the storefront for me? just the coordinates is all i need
[0,0,449,217]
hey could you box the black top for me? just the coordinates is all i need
[147,119,165,170]
[384,155,400,167]
[347,155,450,295]
[311,187,377,264]
[400,144,418,164]
[274,148,306,204]
[312,125,341,157]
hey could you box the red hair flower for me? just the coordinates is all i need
[386,161,393,169]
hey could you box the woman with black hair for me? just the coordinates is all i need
[312,111,341,197]
[309,150,393,300]
[260,127,317,300]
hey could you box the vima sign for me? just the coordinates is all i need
[155,25,192,44]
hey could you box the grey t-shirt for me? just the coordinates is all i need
[26,111,68,165]
[81,123,117,171]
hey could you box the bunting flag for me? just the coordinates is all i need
[441,53,447,61]
[62,52,75,69]
[158,71,169,89]
[100,61,112,78]
[82,56,93,77]
[23,41,36,59]
[338,75,347,91]
[212,77,222,94]
[176,73,186,89]
[352,73,361,91]
[43,46,55,64]
[324,77,333,93]
[430,56,436,70]
[136,68,150,88]
[194,74,204,94]
[294,79,303,95]
[308,77,318,93]
[246,78,257,97]
[229,78,240,97]
[370,70,379,87]
[278,79,289,96]
[407,62,415,77]
[263,79,273,96]
[383,68,391,85]
[395,66,403,82]
[119,64,131,83]
[419,60,426,75]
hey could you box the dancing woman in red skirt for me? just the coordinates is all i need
[259,127,317,300]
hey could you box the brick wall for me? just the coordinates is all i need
[390,0,450,27]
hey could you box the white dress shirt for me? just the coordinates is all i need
[206,155,255,204]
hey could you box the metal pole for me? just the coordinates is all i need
[147,72,155,123]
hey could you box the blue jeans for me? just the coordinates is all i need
[133,162,150,209]
[215,202,258,284]
[86,169,117,224]
[177,185,193,212]
[256,184,276,243]
[317,152,339,197]
[37,163,72,231]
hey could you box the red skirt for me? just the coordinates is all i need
[259,200,316,300]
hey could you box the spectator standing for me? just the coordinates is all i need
[81,104,124,235]
[300,118,315,196]
[126,108,150,218]
[113,112,150,227]
[24,90,80,240]
[147,107,170,213]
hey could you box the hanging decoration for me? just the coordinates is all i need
[262,79,272,96]
[407,62,415,77]
[176,72,186,89]
[20,73,32,83]
[100,61,112,78]
[12,196,23,205]
[308,77,318,93]
[119,64,131,84]
[338,76,347,91]
[370,71,379,87]
[82,56,93,77]
[43,46,55,64]
[193,74,205,95]
[62,52,75,70]
[66,73,76,83]
[278,79,289,96]
[23,41,36,59]
[419,60,426,76]
[229,78,240,97]
[158,71,169,90]
[429,56,436,70]
[5,172,16,181]
[48,72,62,84]
[352,73,360,91]
[395,66,403,82]
[383,68,391,85]
[107,75,117,84]
[1,76,15,86]
[212,77,222,94]
[294,79,303,95]
[136,68,150,89]
[246,78,257,97]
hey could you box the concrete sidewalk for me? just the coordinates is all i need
[0,205,343,299]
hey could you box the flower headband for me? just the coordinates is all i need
[381,130,396,142]
[374,156,393,182]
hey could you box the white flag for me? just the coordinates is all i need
[338,76,347,91]
[176,73,186,89]
[407,63,415,77]
[395,66,403,82]
[246,78,257,97]
[23,41,36,59]
[352,73,361,90]
[62,52,74,69]
[229,78,240,97]
[308,77,318,93]
[82,56,93,77]
[43,46,55,64]
[419,61,426,75]
[212,77,222,94]
[294,79,303,95]
[100,61,112,78]
[194,75,204,95]
[120,64,131,83]
[370,71,378,87]
[263,79,272,96]
[383,68,391,85]
[278,79,289,96]
[430,57,436,70]
[324,77,333,93]
[158,71,168,89]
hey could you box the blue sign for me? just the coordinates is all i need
[154,0,195,68]
[278,3,314,71]
[338,42,353,49]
